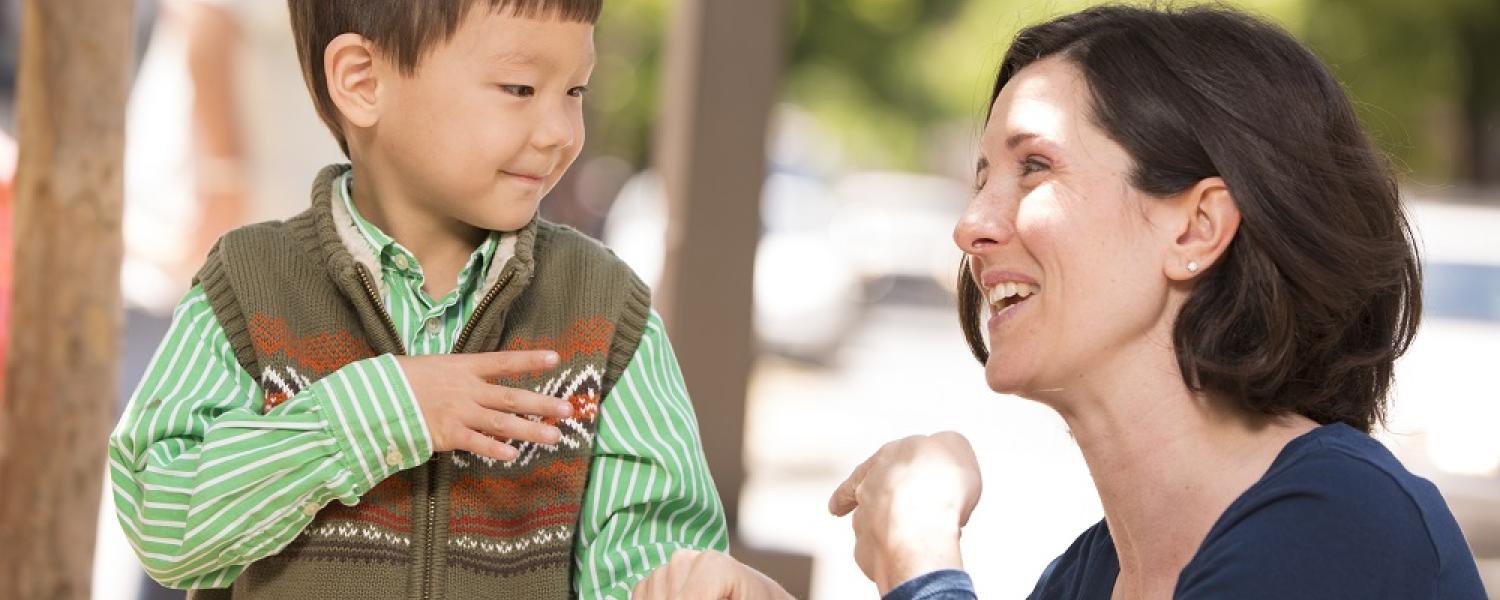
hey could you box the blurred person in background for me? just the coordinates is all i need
[632,5,1487,600]
[123,0,341,313]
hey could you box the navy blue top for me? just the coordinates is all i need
[883,423,1488,600]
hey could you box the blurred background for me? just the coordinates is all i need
[0,0,1497,598]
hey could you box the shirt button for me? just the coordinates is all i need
[392,254,410,270]
[302,501,320,517]
[385,445,403,467]
[425,317,442,335]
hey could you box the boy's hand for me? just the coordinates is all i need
[396,350,573,461]
[631,550,795,600]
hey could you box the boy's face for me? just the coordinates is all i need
[372,8,594,232]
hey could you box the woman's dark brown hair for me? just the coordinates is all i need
[957,5,1422,433]
[288,0,602,156]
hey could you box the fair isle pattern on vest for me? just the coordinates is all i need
[442,318,616,578]
[194,165,650,599]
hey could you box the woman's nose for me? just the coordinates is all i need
[953,193,1015,255]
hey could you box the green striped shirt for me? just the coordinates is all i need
[107,172,727,598]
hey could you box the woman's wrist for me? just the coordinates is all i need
[874,527,964,596]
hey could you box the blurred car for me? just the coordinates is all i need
[829,170,970,300]
[1381,199,1500,564]
[602,169,863,362]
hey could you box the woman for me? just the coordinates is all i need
[632,5,1487,600]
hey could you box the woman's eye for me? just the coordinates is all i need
[568,86,589,98]
[1020,156,1050,176]
[500,84,535,97]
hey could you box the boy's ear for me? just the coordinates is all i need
[1163,176,1240,282]
[324,33,381,129]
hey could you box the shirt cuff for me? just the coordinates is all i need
[312,354,433,491]
[883,569,978,600]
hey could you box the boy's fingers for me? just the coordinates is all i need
[463,350,560,378]
[631,569,661,599]
[665,549,700,594]
[456,429,518,462]
[471,410,563,446]
[479,387,575,419]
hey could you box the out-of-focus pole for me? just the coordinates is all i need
[0,0,132,597]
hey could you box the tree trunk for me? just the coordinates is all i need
[653,0,811,596]
[0,0,133,598]
[1454,13,1500,185]
[654,0,781,533]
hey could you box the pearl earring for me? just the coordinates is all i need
[1187,260,1200,273]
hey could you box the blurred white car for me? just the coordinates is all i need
[602,170,863,361]
[1382,199,1500,561]
[829,171,970,298]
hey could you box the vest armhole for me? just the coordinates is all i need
[604,274,652,396]
[195,237,261,378]
[186,587,233,599]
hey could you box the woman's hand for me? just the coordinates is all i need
[828,431,982,595]
[631,549,795,600]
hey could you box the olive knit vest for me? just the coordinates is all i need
[189,165,650,599]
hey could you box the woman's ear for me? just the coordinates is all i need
[1164,177,1240,281]
[324,33,381,130]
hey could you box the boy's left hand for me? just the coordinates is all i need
[631,550,794,600]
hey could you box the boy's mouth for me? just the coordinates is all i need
[501,170,546,184]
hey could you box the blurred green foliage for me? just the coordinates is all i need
[588,0,1500,184]
[1299,0,1500,184]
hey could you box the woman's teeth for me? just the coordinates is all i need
[987,282,1040,310]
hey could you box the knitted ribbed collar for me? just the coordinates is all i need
[331,169,507,309]
[289,164,540,351]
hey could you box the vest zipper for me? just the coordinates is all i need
[355,265,443,600]
[453,268,515,352]
[395,264,513,600]
[353,265,407,355]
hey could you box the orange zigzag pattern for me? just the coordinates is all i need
[250,314,374,375]
[449,457,591,513]
[504,316,614,368]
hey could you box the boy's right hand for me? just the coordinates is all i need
[396,350,572,461]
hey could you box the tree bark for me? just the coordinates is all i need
[0,0,133,598]
[654,0,782,533]
[653,0,811,596]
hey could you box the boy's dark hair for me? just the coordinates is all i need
[957,5,1422,433]
[288,0,602,156]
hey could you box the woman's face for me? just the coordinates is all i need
[955,57,1177,399]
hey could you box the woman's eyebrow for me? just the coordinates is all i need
[1006,132,1039,149]
[975,156,989,177]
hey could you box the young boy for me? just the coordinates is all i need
[107,1,727,598]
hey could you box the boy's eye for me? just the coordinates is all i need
[568,86,589,98]
[500,84,535,98]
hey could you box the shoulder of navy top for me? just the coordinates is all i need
[1019,423,1488,600]
[1174,422,1486,599]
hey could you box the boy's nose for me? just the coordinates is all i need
[532,107,577,151]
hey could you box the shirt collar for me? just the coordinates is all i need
[335,170,501,296]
